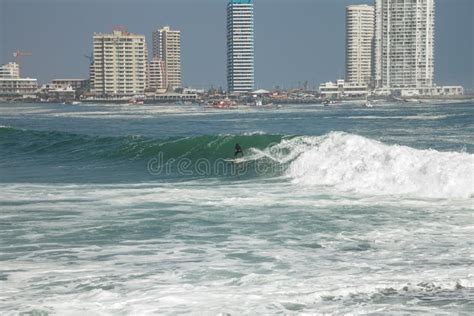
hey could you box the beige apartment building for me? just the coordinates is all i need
[90,30,148,96]
[152,26,181,89]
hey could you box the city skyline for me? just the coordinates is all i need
[1,0,472,90]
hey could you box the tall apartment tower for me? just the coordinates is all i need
[374,0,435,89]
[346,5,375,86]
[227,0,255,93]
[91,29,148,96]
[152,26,181,89]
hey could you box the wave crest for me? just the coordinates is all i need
[284,132,473,199]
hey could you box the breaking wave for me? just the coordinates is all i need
[280,132,474,199]
[1,126,472,198]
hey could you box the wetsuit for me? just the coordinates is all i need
[234,143,243,157]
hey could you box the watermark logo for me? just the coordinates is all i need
[147,147,286,177]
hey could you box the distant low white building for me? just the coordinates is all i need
[373,86,464,97]
[0,78,38,97]
[400,86,464,97]
[51,79,89,91]
[319,79,368,99]
[147,92,197,103]
[46,85,76,101]
[182,88,205,94]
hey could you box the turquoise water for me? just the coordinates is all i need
[0,101,473,314]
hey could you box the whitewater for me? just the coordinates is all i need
[0,101,473,314]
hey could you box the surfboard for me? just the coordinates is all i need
[224,158,246,163]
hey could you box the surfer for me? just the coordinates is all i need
[234,143,243,158]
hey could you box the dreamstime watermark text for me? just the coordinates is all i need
[147,150,285,177]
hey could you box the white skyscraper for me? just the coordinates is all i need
[152,26,181,90]
[91,29,148,96]
[227,0,255,93]
[374,0,435,90]
[346,5,375,85]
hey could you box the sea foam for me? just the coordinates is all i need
[284,132,474,199]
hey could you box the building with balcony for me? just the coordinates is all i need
[346,5,375,86]
[51,79,89,91]
[0,62,20,79]
[319,79,368,99]
[90,29,148,96]
[0,78,37,97]
[374,0,435,90]
[152,26,181,89]
[147,57,165,92]
[227,0,255,93]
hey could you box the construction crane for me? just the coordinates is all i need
[84,54,94,64]
[13,50,32,77]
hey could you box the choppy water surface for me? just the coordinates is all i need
[0,101,473,314]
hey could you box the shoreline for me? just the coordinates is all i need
[1,95,473,106]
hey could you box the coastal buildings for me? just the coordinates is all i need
[319,79,368,99]
[51,79,89,92]
[90,29,148,97]
[0,78,38,98]
[38,84,76,102]
[374,0,435,91]
[328,0,464,98]
[346,5,375,86]
[0,62,20,79]
[397,85,464,97]
[227,0,255,93]
[147,57,165,92]
[0,62,37,98]
[152,26,181,90]
[41,79,90,101]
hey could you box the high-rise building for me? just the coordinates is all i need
[227,0,255,93]
[346,5,375,86]
[374,0,435,89]
[152,26,181,89]
[90,29,148,96]
[147,57,165,91]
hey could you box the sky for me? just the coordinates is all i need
[1,0,473,90]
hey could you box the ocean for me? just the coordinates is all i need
[0,101,473,314]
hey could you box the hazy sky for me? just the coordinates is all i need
[1,0,473,89]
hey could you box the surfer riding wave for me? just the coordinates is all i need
[234,143,243,158]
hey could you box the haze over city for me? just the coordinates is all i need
[1,0,473,89]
